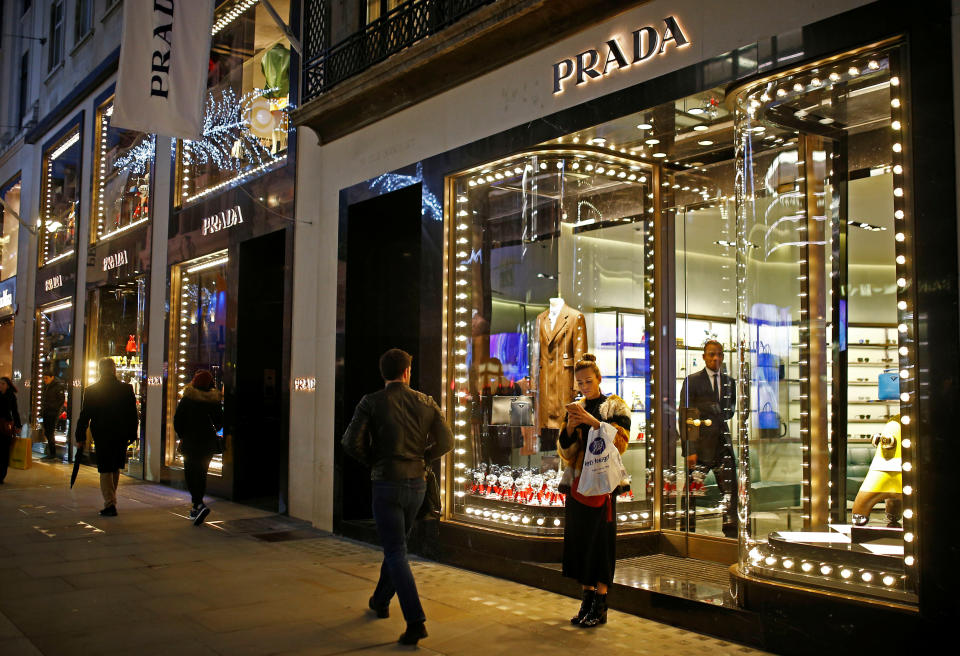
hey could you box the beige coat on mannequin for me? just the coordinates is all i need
[535,305,588,430]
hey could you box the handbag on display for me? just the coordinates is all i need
[490,395,534,426]
[878,369,900,401]
[417,463,441,521]
[758,402,780,430]
[757,341,778,369]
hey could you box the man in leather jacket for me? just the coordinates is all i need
[341,348,453,646]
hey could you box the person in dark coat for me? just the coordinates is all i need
[40,371,66,459]
[75,358,139,516]
[173,370,223,526]
[0,376,23,484]
[558,354,630,628]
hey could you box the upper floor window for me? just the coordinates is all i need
[40,125,81,266]
[74,0,93,44]
[92,98,154,243]
[18,50,29,126]
[0,177,21,282]
[365,0,404,24]
[47,0,64,71]
[176,0,292,207]
[22,0,31,17]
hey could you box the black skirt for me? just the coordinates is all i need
[561,493,617,586]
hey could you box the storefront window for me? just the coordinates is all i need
[0,177,21,281]
[177,0,292,206]
[734,47,916,600]
[85,280,146,472]
[166,251,228,474]
[40,126,81,266]
[92,99,154,242]
[447,150,656,534]
[33,300,74,445]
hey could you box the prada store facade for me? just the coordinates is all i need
[323,1,956,648]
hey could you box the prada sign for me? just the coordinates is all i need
[44,274,63,292]
[102,250,129,272]
[202,205,245,236]
[553,16,690,94]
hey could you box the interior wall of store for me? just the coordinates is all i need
[291,0,876,528]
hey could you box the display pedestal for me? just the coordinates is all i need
[851,524,903,543]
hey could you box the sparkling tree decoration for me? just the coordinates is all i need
[113,137,157,176]
[183,87,291,172]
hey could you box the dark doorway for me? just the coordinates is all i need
[340,184,422,523]
[235,230,288,511]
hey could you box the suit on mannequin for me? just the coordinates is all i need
[535,300,588,435]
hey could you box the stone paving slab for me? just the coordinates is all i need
[0,461,771,655]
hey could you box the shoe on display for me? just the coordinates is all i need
[398,622,428,645]
[368,597,389,619]
[193,504,210,526]
[852,513,869,526]
[99,505,118,517]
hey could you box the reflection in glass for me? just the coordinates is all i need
[41,128,81,265]
[0,178,21,281]
[167,252,228,474]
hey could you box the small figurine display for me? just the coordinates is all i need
[852,418,903,527]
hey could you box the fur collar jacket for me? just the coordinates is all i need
[558,393,630,473]
[182,384,221,403]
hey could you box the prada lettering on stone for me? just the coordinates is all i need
[553,16,690,94]
[44,275,63,292]
[103,250,129,272]
[202,205,244,236]
[151,0,174,98]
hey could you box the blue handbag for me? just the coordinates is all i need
[878,369,900,401]
[757,342,777,369]
[758,402,780,430]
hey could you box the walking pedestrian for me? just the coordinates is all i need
[40,369,66,460]
[341,348,453,646]
[558,354,630,628]
[75,358,139,516]
[173,370,223,526]
[0,376,22,484]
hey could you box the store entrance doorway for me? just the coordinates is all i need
[340,184,422,524]
[235,230,288,512]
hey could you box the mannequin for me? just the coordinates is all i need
[535,298,587,451]
[852,418,903,528]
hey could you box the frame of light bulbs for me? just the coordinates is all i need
[39,127,81,268]
[734,44,918,601]
[444,148,658,535]
[32,300,74,441]
[165,251,229,473]
[92,99,153,244]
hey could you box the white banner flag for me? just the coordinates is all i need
[112,0,214,139]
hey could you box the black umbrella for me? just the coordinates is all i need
[70,441,84,488]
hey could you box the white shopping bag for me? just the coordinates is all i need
[578,423,629,496]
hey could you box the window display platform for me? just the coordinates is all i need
[767,524,904,569]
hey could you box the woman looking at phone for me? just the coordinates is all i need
[557,354,630,628]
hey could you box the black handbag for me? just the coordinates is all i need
[418,463,441,521]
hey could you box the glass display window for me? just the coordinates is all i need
[0,177,21,281]
[166,251,228,474]
[40,126,81,266]
[92,99,154,243]
[446,149,656,535]
[0,319,12,377]
[85,280,146,474]
[33,299,74,445]
[733,46,916,601]
[176,0,293,207]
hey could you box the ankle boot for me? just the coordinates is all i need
[570,589,595,625]
[579,592,607,627]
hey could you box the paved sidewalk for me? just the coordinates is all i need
[0,462,769,656]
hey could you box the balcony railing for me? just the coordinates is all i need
[302,0,496,104]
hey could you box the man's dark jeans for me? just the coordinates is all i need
[370,478,426,624]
